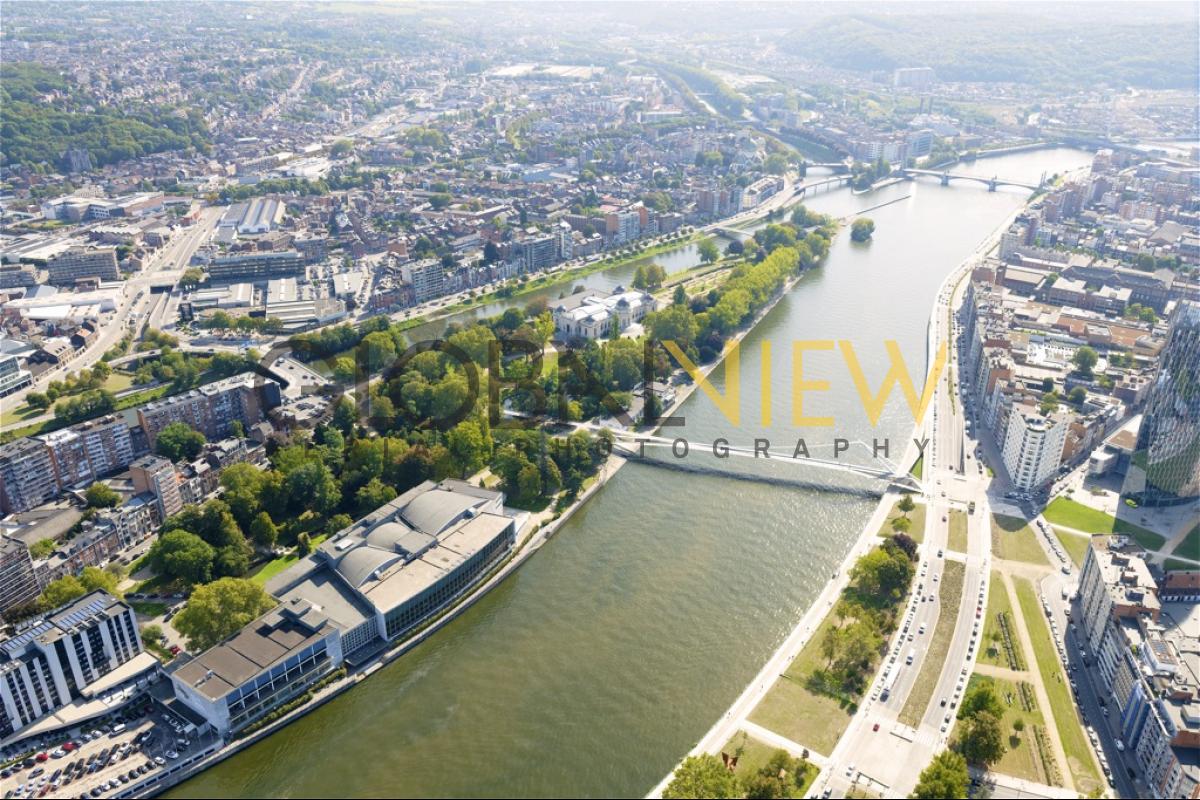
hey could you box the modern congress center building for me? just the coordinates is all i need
[170,480,519,736]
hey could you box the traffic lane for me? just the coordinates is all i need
[921,563,984,735]
[1064,626,1140,798]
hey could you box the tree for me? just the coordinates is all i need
[959,680,1004,721]
[517,461,542,501]
[359,330,398,373]
[697,238,720,264]
[957,709,1005,766]
[850,545,913,600]
[39,575,87,608]
[214,544,251,578]
[332,395,357,434]
[249,511,279,550]
[173,578,275,652]
[355,477,398,516]
[851,217,876,242]
[85,482,122,508]
[219,463,267,530]
[891,515,912,534]
[155,422,207,462]
[179,268,205,289]
[38,565,122,609]
[447,419,489,477]
[743,749,809,800]
[285,460,341,515]
[1072,345,1098,378]
[663,755,741,800]
[1040,390,1060,415]
[297,532,314,556]
[897,494,916,516]
[333,357,357,385]
[140,623,165,646]
[149,530,216,586]
[163,500,245,550]
[891,532,918,561]
[910,750,968,799]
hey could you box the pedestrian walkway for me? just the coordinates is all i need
[998,572,1074,792]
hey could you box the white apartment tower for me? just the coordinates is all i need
[1002,408,1068,491]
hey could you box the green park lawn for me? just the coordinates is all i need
[748,609,854,755]
[251,536,329,586]
[1043,497,1166,551]
[980,570,1025,671]
[1172,525,1199,560]
[899,560,964,727]
[128,600,169,618]
[1052,527,1093,568]
[1013,576,1102,795]
[948,509,969,553]
[959,673,1052,785]
[877,498,926,544]
[990,516,1050,566]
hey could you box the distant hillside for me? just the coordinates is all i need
[789,11,1198,89]
[0,63,211,171]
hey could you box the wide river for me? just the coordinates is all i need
[168,147,1093,798]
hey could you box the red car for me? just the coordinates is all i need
[872,723,880,732]
[35,752,49,762]
[169,645,181,655]
[63,743,76,752]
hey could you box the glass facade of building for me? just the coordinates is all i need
[1130,301,1200,506]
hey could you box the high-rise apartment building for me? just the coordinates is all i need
[0,438,59,515]
[137,374,275,448]
[129,455,184,520]
[0,536,39,619]
[1001,407,1068,491]
[0,592,143,741]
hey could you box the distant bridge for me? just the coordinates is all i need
[610,431,922,494]
[804,161,851,173]
[900,168,1043,192]
[794,174,853,194]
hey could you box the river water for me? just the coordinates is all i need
[168,147,1093,799]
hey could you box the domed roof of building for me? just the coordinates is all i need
[334,545,401,589]
[400,489,481,535]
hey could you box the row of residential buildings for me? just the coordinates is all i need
[1077,538,1198,798]
[0,373,280,517]
[961,149,1199,502]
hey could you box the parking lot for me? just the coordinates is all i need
[0,700,206,799]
